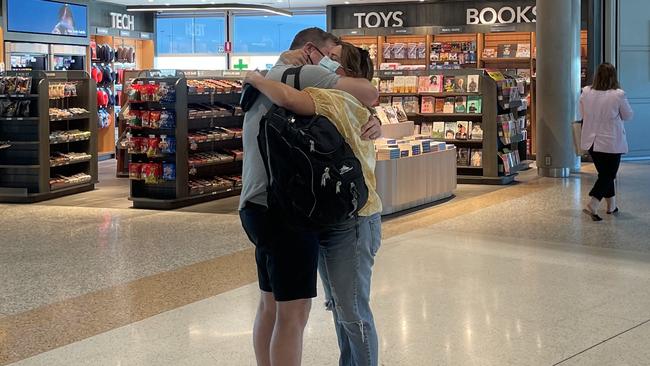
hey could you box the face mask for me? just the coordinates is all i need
[319,56,342,74]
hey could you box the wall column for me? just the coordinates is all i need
[536,0,582,177]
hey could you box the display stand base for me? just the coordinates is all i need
[376,148,457,215]
[457,175,516,185]
[130,188,241,210]
[0,183,95,203]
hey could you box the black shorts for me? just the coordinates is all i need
[239,203,319,302]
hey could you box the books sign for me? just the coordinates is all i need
[466,6,536,25]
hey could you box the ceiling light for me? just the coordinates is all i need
[147,0,153,2]
[127,4,293,17]
[344,1,350,3]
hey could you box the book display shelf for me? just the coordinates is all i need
[124,70,245,210]
[343,30,588,159]
[0,71,98,203]
[375,68,527,185]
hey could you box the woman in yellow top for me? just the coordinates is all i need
[245,42,382,366]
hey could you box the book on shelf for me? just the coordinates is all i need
[418,76,430,93]
[393,103,409,122]
[407,42,418,59]
[467,75,480,93]
[434,98,445,113]
[444,122,458,140]
[470,149,483,167]
[374,106,392,125]
[379,96,391,105]
[421,96,435,114]
[443,97,455,114]
[497,44,516,58]
[383,43,392,60]
[429,74,444,92]
[453,76,468,92]
[431,122,445,139]
[443,76,455,92]
[467,95,482,114]
[393,76,405,93]
[457,148,470,166]
[383,105,401,124]
[515,43,531,58]
[482,48,497,58]
[455,121,469,140]
[403,96,420,114]
[454,96,467,113]
[420,122,432,136]
[469,122,483,140]
[392,96,403,106]
[413,124,421,135]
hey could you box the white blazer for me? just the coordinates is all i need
[580,86,634,154]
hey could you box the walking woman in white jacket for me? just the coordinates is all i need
[580,63,634,221]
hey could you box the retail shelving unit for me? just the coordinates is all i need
[126,70,244,209]
[375,69,526,185]
[91,35,155,160]
[0,71,98,203]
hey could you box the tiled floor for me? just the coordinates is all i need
[2,161,650,365]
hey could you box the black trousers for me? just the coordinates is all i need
[589,147,622,200]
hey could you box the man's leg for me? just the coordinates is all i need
[267,218,320,366]
[239,204,277,366]
[254,291,276,366]
[319,214,382,366]
[271,299,312,366]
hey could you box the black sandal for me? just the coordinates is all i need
[583,209,603,221]
[607,207,619,215]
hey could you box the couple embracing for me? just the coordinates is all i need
[239,27,383,366]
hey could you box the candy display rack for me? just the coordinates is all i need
[125,70,245,209]
[0,71,98,203]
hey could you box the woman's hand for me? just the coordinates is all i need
[244,71,265,87]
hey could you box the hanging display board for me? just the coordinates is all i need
[89,1,154,39]
[327,0,588,35]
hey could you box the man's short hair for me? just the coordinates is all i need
[289,27,339,50]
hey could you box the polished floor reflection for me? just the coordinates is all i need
[2,162,650,365]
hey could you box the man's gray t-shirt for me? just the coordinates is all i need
[239,63,340,210]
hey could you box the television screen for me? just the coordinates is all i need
[7,0,88,37]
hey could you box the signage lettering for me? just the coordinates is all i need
[466,6,536,25]
[110,12,135,31]
[353,11,404,28]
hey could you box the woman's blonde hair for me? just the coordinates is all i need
[592,62,620,91]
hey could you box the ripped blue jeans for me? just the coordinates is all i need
[318,213,382,366]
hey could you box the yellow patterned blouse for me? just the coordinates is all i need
[303,87,382,216]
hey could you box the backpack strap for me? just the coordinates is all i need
[281,66,304,90]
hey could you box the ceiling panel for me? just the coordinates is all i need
[103,0,422,9]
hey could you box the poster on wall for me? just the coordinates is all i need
[7,0,88,37]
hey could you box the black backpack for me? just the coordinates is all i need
[256,67,369,227]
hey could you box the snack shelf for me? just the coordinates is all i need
[50,114,91,122]
[50,179,93,191]
[0,71,98,203]
[189,159,241,169]
[50,157,92,167]
[0,117,39,122]
[50,136,91,145]
[0,94,39,99]
[126,73,244,209]
[0,164,41,169]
